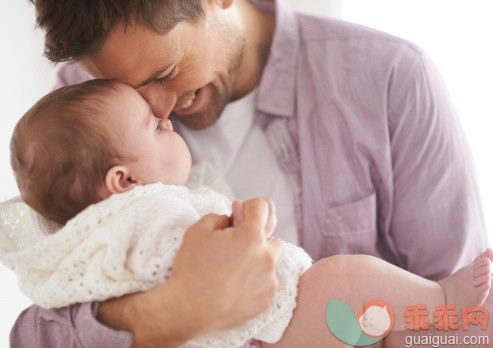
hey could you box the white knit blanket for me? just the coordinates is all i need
[0,166,312,346]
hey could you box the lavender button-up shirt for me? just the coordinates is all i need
[10,0,487,346]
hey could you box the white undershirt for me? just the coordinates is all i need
[175,90,298,245]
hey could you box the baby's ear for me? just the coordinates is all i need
[105,166,137,194]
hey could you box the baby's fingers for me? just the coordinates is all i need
[231,200,244,227]
[239,198,270,237]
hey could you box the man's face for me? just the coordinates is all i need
[81,4,244,129]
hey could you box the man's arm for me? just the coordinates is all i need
[388,49,488,280]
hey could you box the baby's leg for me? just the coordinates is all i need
[263,250,492,348]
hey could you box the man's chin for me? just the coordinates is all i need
[172,81,231,130]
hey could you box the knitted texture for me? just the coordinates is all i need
[0,164,312,346]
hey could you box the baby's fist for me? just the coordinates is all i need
[230,198,277,237]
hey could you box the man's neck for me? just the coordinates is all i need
[231,0,276,101]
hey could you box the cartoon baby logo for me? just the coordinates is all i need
[326,299,395,346]
[357,300,394,338]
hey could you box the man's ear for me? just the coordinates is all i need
[105,166,138,194]
[217,0,234,10]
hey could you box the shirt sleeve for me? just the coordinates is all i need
[10,302,133,348]
[387,50,488,280]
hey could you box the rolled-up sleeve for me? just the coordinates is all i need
[10,302,133,348]
[388,50,487,280]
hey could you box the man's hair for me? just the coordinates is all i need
[10,79,126,225]
[29,0,204,63]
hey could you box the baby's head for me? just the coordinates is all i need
[11,79,191,225]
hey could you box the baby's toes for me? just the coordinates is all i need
[485,248,493,260]
[476,282,491,297]
[473,257,491,271]
[474,260,492,280]
[473,272,491,287]
[474,248,493,263]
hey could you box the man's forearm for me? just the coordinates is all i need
[97,278,205,348]
[10,302,133,348]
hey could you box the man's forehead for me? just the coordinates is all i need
[79,22,182,87]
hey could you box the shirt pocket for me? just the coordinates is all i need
[317,192,377,236]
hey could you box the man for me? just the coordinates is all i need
[12,0,488,346]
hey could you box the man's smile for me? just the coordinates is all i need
[173,87,206,116]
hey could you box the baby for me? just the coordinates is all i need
[3,79,492,347]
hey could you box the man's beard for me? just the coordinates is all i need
[172,28,245,130]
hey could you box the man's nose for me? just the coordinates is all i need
[138,86,178,119]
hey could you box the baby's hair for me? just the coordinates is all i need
[10,79,128,226]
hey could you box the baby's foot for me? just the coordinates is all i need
[438,248,493,309]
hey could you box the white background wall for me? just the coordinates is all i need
[285,0,341,17]
[0,1,56,346]
[0,1,56,202]
[0,0,492,345]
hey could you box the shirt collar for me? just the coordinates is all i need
[251,0,300,118]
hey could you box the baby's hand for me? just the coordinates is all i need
[231,198,277,238]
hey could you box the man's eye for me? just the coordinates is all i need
[156,75,171,85]
[155,67,178,85]
[155,119,164,132]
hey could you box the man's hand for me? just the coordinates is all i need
[97,198,284,347]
